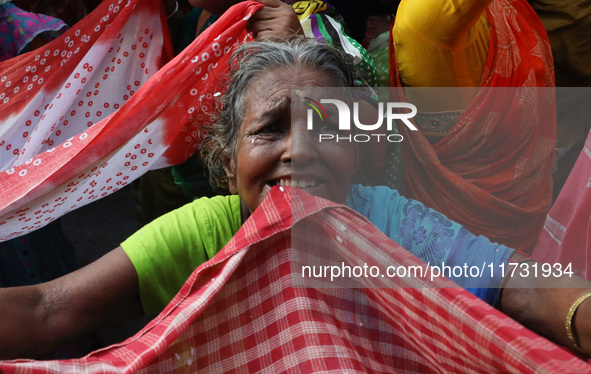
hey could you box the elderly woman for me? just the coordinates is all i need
[0,38,589,360]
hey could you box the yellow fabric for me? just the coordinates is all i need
[393,0,491,111]
[291,0,329,19]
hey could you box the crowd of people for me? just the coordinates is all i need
[0,0,590,370]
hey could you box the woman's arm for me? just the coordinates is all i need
[0,246,142,359]
[500,252,591,357]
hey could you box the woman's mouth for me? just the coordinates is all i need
[269,179,322,188]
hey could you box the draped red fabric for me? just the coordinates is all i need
[0,187,588,372]
[0,1,584,371]
[533,129,591,280]
[389,0,556,253]
[0,0,261,241]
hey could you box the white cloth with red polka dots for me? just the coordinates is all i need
[0,0,260,241]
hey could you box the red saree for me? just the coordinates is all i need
[533,129,591,279]
[389,0,556,253]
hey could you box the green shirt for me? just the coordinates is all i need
[121,195,241,315]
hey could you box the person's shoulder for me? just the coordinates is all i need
[191,194,239,208]
[348,184,402,215]
[352,184,401,200]
[189,194,241,229]
[151,194,239,224]
[193,195,240,209]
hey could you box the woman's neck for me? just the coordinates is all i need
[240,200,251,223]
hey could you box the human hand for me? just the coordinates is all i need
[501,253,591,358]
[248,0,304,40]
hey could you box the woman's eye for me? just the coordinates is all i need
[318,122,343,133]
[258,124,282,134]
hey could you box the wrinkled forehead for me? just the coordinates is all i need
[247,67,343,97]
[244,67,350,115]
[291,87,352,114]
[244,76,295,109]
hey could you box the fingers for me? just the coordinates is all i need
[250,1,295,20]
[248,19,303,39]
[248,1,304,40]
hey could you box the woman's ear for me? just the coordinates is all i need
[223,158,238,194]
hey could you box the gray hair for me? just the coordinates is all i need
[200,37,368,189]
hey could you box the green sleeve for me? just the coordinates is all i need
[121,195,241,315]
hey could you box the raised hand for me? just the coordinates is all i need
[248,0,304,40]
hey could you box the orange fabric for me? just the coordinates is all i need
[389,0,556,253]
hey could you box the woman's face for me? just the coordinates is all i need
[225,67,357,214]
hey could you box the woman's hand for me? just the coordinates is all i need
[248,0,304,40]
[0,247,142,359]
[500,253,591,358]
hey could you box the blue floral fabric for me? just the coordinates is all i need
[0,2,68,62]
[346,185,514,306]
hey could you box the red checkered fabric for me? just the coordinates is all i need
[1,187,589,373]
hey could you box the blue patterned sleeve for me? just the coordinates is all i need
[347,185,513,306]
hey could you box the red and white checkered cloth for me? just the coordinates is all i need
[1,187,589,373]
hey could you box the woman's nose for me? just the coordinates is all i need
[281,125,318,164]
